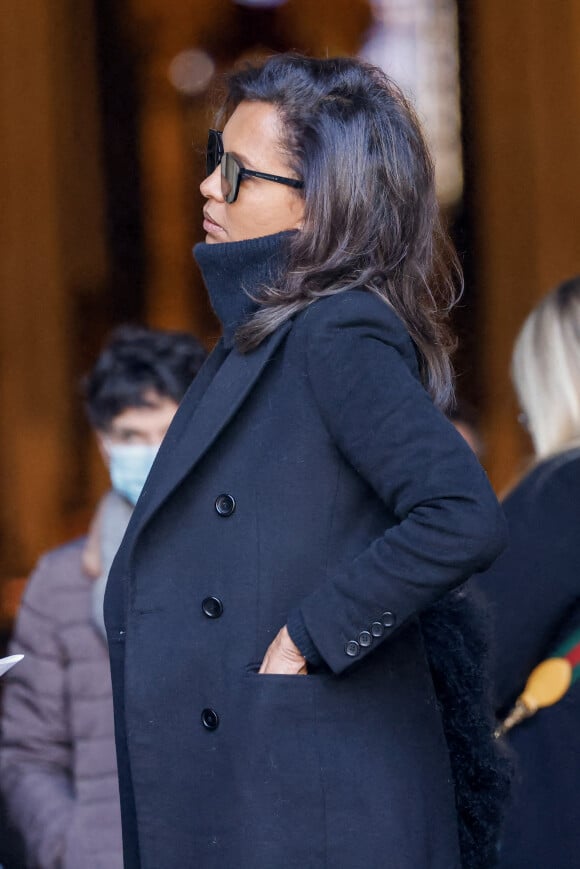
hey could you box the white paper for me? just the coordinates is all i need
[0,654,24,678]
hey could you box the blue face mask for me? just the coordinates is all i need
[107,443,160,505]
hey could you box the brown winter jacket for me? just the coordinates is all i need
[0,492,131,869]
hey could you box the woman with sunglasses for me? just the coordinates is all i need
[105,54,507,869]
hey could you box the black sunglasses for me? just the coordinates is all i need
[206,129,303,204]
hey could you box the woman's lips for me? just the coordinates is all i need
[203,212,224,235]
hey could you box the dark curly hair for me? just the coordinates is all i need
[83,325,206,431]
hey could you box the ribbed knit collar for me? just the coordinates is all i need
[193,231,294,347]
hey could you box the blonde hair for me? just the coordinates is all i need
[511,276,580,459]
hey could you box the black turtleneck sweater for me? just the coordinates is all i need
[194,231,294,349]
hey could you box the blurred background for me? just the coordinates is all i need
[1,0,580,627]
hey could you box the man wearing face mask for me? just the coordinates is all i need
[0,325,206,869]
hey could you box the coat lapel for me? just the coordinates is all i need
[129,321,292,543]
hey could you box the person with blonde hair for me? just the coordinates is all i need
[512,277,580,458]
[475,275,580,869]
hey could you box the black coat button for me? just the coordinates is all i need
[345,640,360,657]
[202,597,223,619]
[358,630,372,647]
[381,611,396,628]
[371,621,384,638]
[201,708,219,730]
[215,494,236,517]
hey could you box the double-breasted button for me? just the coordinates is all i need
[215,493,236,516]
[201,708,219,730]
[345,640,360,657]
[202,596,223,619]
[370,621,384,638]
[358,630,372,647]
[381,611,396,628]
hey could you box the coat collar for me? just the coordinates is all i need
[126,320,292,548]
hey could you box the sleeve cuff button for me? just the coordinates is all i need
[345,640,361,657]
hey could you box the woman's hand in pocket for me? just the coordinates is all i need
[259,626,308,675]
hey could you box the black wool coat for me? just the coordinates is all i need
[474,451,580,869]
[105,288,506,869]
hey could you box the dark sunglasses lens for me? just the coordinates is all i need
[221,153,239,203]
[206,131,221,176]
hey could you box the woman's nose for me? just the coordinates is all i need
[200,165,223,201]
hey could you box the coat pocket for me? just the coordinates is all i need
[244,660,328,681]
[229,670,327,869]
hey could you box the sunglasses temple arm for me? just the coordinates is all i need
[242,168,303,189]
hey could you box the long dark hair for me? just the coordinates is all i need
[223,54,461,409]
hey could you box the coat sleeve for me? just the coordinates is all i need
[0,555,75,869]
[286,292,507,675]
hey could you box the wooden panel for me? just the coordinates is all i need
[468,0,580,490]
[0,0,108,572]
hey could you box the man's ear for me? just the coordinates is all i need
[95,432,110,467]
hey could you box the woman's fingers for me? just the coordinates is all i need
[258,626,308,675]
